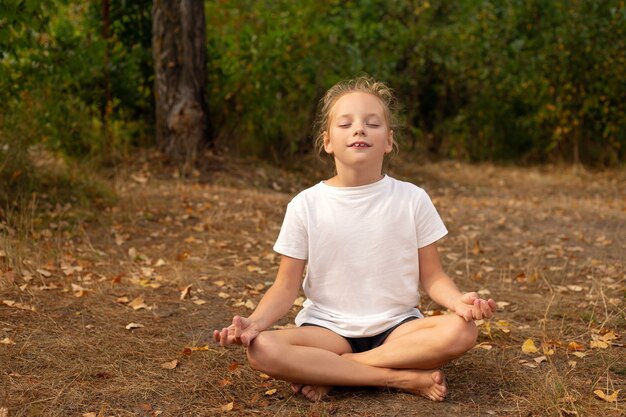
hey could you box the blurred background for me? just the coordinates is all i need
[1,0,625,202]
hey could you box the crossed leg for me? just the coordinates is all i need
[246,314,478,402]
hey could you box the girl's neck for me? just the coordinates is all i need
[324,167,385,188]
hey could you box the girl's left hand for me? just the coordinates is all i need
[454,292,497,321]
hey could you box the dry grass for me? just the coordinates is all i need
[1,151,624,416]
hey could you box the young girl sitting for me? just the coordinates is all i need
[214,76,496,402]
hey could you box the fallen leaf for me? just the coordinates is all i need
[534,355,547,363]
[189,345,209,352]
[218,292,230,299]
[2,300,36,311]
[154,258,167,267]
[594,389,620,403]
[600,330,618,342]
[572,351,586,358]
[82,413,97,417]
[116,296,130,304]
[259,373,271,379]
[293,297,305,307]
[161,359,179,370]
[590,340,609,349]
[213,280,225,287]
[229,361,239,372]
[219,378,232,386]
[522,339,538,354]
[138,279,161,289]
[519,359,538,368]
[131,173,148,184]
[221,401,234,412]
[264,388,277,395]
[36,268,52,277]
[180,284,192,300]
[566,285,583,292]
[141,267,154,277]
[128,295,148,310]
[1,337,16,345]
[125,322,144,330]
[567,341,585,351]
[71,284,90,297]
[244,299,256,310]
[193,299,207,305]
[61,264,83,276]
[139,403,152,411]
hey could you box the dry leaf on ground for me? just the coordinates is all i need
[180,284,192,300]
[0,337,16,345]
[522,338,538,354]
[128,295,148,310]
[221,401,234,412]
[161,359,179,370]
[125,322,144,330]
[594,389,620,403]
[567,341,585,351]
[3,300,36,311]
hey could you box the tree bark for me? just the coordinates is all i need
[102,0,111,139]
[152,0,209,167]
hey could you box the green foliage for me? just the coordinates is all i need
[206,0,414,159]
[1,0,624,169]
[207,0,625,165]
[0,0,151,207]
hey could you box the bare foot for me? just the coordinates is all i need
[400,369,447,401]
[301,384,332,402]
[290,383,331,401]
[290,383,302,394]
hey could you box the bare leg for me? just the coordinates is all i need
[246,318,476,402]
[344,314,478,369]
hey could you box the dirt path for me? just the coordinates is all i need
[1,153,624,416]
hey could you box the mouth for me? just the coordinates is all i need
[348,141,371,148]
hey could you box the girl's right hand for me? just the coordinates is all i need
[213,315,260,347]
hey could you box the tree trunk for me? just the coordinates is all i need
[152,0,209,168]
[102,0,111,141]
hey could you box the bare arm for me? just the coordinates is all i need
[247,255,306,330]
[214,255,305,346]
[419,242,496,321]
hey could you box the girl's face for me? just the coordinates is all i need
[324,92,394,170]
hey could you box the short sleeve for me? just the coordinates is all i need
[273,200,308,260]
[415,190,448,248]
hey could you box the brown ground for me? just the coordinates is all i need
[1,151,624,417]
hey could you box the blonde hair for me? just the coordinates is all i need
[313,76,400,158]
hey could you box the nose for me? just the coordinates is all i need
[353,126,365,136]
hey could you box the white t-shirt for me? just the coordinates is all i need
[273,175,448,337]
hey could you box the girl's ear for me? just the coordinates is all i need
[385,130,394,154]
[323,132,333,154]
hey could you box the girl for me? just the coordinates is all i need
[214,77,496,402]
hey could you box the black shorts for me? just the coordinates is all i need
[301,316,419,354]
